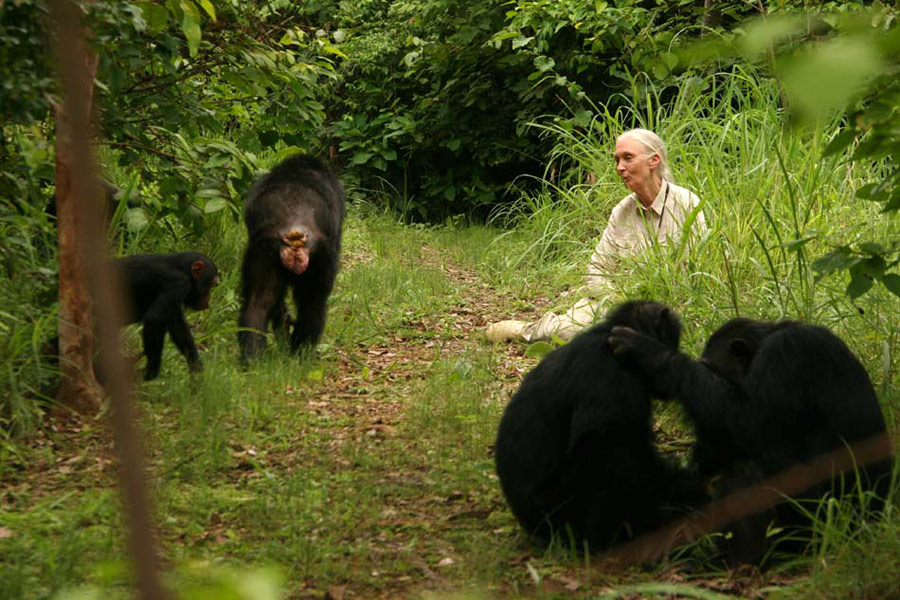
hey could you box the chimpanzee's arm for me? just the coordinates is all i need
[166,310,202,372]
[140,284,194,379]
[141,317,166,381]
[607,326,738,433]
[609,326,749,475]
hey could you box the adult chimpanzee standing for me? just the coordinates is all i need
[608,318,894,563]
[494,300,705,551]
[238,155,344,361]
[115,251,219,380]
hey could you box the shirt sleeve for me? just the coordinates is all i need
[585,206,626,292]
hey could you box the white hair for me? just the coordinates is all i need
[617,128,673,183]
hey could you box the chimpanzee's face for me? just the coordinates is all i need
[188,260,219,311]
[701,332,752,383]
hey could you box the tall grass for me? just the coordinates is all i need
[498,66,898,373]
[492,66,900,591]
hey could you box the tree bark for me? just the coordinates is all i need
[54,41,103,413]
[51,1,170,598]
[703,0,722,29]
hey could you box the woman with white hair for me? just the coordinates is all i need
[486,128,707,342]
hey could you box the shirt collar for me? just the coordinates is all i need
[634,181,669,216]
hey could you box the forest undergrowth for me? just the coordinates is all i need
[1,204,898,599]
[2,71,899,599]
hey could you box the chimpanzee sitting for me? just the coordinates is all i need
[238,155,344,361]
[608,318,894,563]
[494,300,706,551]
[114,252,219,380]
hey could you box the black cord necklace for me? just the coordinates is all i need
[657,180,670,233]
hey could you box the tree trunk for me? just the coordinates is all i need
[51,2,170,597]
[703,0,722,29]
[54,51,103,413]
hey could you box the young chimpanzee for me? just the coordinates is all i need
[608,318,894,563]
[114,251,219,380]
[238,155,344,361]
[494,300,706,551]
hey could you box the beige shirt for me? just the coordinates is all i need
[585,180,707,292]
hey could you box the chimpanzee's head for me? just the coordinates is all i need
[700,318,791,382]
[606,300,681,350]
[187,257,219,310]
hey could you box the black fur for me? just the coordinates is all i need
[609,317,894,563]
[238,155,345,361]
[494,300,705,550]
[114,251,219,380]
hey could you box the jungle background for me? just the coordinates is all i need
[1,0,899,598]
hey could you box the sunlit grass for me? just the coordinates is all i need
[501,67,898,369]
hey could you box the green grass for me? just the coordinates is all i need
[1,68,899,598]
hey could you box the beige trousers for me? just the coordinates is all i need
[520,296,606,342]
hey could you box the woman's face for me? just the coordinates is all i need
[614,136,660,193]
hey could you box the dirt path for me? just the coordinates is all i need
[1,243,792,599]
[304,246,790,599]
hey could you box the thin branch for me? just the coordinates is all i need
[98,140,182,163]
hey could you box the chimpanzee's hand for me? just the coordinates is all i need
[608,325,680,400]
[607,326,669,360]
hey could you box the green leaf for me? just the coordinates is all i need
[781,235,818,250]
[142,3,169,33]
[779,37,883,121]
[524,341,554,359]
[859,242,886,255]
[662,52,678,70]
[512,35,533,49]
[492,31,522,43]
[813,249,859,275]
[847,264,874,299]
[351,152,373,165]
[443,185,456,201]
[856,182,887,202]
[446,139,461,151]
[573,109,592,128]
[204,198,228,213]
[652,62,668,80]
[882,273,900,298]
[824,128,857,156]
[125,208,148,232]
[205,154,232,170]
[197,0,216,21]
[534,56,555,72]
[884,191,900,213]
[130,4,148,31]
[180,0,202,57]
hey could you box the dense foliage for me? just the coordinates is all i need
[317,0,771,218]
[4,1,895,222]
[812,13,900,299]
[1,0,339,238]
